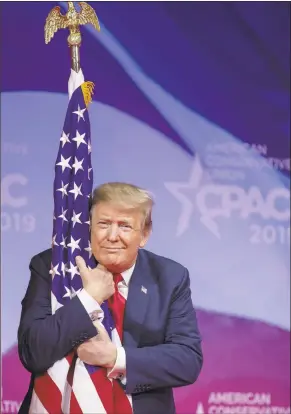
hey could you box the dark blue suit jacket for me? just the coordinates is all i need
[18,248,203,413]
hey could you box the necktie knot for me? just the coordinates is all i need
[113,273,123,286]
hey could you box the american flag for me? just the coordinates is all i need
[30,76,132,413]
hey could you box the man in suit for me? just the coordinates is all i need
[18,182,203,413]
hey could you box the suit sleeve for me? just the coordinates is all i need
[18,253,97,374]
[124,268,203,394]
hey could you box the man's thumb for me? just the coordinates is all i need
[75,256,88,278]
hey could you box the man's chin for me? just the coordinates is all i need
[100,256,124,272]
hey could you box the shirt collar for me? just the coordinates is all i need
[121,262,135,286]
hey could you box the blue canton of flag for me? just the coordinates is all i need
[50,84,96,309]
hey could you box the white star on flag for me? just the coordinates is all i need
[69,182,83,200]
[49,264,60,278]
[88,141,92,154]
[67,236,81,253]
[57,181,69,198]
[71,210,82,227]
[63,286,71,298]
[84,241,92,259]
[71,287,82,298]
[60,235,67,248]
[73,104,86,122]
[72,157,84,174]
[72,130,86,148]
[56,155,72,173]
[66,260,80,279]
[52,234,59,246]
[60,131,70,147]
[61,262,68,277]
[58,208,68,223]
[88,167,92,180]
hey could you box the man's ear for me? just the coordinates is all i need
[139,226,151,248]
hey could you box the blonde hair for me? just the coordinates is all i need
[91,182,154,230]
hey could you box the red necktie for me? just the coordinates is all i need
[108,274,132,414]
[108,274,126,341]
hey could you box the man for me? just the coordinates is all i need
[18,182,203,413]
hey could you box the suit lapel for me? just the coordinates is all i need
[123,250,152,347]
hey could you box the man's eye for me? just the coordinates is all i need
[120,224,132,231]
[98,222,109,228]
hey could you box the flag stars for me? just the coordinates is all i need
[52,95,94,306]
[58,207,68,223]
[71,210,82,227]
[57,181,69,198]
[60,131,70,147]
[72,130,86,148]
[56,155,72,173]
[72,157,84,174]
[69,182,83,200]
[49,264,60,278]
[67,236,81,253]
[61,262,68,276]
[52,234,59,246]
[73,105,86,122]
[67,260,80,279]
[63,286,71,298]
[84,241,92,259]
[60,235,67,248]
[71,287,82,297]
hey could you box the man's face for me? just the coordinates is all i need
[90,202,150,273]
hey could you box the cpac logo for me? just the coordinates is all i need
[165,156,290,238]
[1,174,28,208]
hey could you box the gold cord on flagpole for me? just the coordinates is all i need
[81,81,95,107]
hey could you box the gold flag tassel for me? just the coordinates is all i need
[81,81,95,107]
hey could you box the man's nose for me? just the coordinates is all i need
[107,224,119,241]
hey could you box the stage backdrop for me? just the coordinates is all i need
[1,2,290,413]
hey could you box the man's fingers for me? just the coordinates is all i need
[75,256,89,279]
[93,320,111,343]
[97,263,107,273]
[96,264,113,281]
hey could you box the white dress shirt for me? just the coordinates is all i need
[77,264,135,382]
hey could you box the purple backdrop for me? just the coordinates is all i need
[1,2,290,413]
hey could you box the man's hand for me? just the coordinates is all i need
[77,320,117,368]
[75,256,114,304]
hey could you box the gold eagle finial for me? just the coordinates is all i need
[44,2,100,72]
[44,2,100,45]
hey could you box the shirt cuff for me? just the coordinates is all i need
[77,289,104,322]
[108,347,126,380]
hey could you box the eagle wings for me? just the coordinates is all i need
[45,2,100,44]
